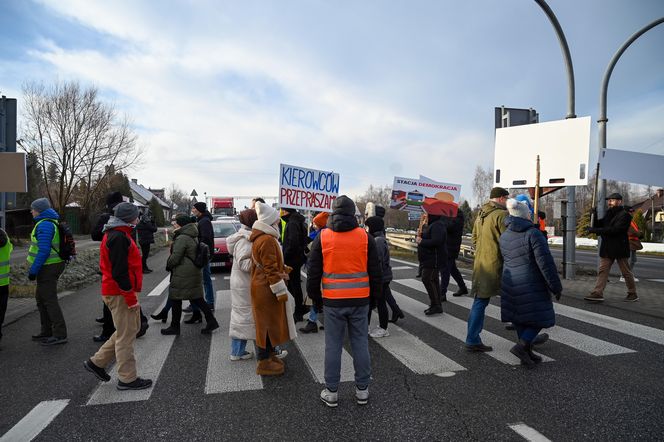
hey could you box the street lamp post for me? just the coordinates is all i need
[534,0,577,279]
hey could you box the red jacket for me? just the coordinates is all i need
[100,225,143,307]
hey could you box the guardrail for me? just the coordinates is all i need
[386,232,475,261]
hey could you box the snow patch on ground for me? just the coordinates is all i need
[547,236,664,253]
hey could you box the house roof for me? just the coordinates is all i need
[630,192,664,215]
[129,180,170,208]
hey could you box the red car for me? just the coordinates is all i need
[210,220,240,270]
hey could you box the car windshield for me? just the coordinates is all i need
[213,222,238,238]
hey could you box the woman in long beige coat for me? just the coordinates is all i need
[250,202,295,376]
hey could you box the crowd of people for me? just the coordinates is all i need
[0,187,642,401]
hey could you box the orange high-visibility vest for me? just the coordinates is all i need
[629,221,640,241]
[320,227,370,300]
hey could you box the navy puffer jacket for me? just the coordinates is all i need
[499,216,562,328]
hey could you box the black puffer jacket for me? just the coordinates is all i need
[136,216,158,244]
[418,216,447,269]
[445,211,464,259]
[282,211,307,266]
[591,206,631,259]
[306,196,382,307]
[196,211,215,252]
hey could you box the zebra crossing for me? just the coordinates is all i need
[79,262,663,407]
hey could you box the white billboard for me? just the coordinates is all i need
[279,163,339,212]
[493,116,591,188]
[600,148,664,187]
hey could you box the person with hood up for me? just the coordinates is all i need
[307,196,382,407]
[250,202,297,376]
[300,211,330,334]
[416,211,447,315]
[136,210,158,273]
[226,209,258,361]
[161,214,219,336]
[500,198,562,367]
[84,202,152,390]
[191,202,216,311]
[280,207,309,322]
[465,187,509,352]
[27,198,68,346]
[366,215,403,337]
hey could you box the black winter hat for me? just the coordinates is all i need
[606,193,623,200]
[106,191,124,207]
[375,206,386,218]
[490,187,509,199]
[332,195,356,216]
[193,202,207,213]
[365,216,384,235]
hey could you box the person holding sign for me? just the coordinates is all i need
[416,212,447,315]
[280,208,309,322]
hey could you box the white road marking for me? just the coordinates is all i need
[370,324,466,374]
[146,275,170,297]
[224,276,230,280]
[508,423,552,442]
[390,258,417,267]
[391,266,413,270]
[0,400,69,442]
[205,290,263,394]
[391,289,553,365]
[396,279,636,357]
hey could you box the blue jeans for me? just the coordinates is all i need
[465,297,490,345]
[309,306,318,323]
[513,324,541,344]
[192,263,215,312]
[324,304,371,391]
[231,338,248,356]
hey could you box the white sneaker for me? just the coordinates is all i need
[369,327,390,338]
[620,276,639,282]
[229,351,254,361]
[320,388,338,407]
[274,348,288,359]
[355,386,369,405]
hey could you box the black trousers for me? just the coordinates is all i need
[256,334,274,361]
[440,256,467,294]
[140,243,151,270]
[383,283,402,317]
[369,291,389,330]
[169,298,214,328]
[0,284,8,338]
[35,262,67,338]
[422,267,441,307]
[286,262,305,312]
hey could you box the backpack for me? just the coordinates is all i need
[190,238,210,269]
[46,219,77,263]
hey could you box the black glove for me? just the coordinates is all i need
[28,273,37,281]
[587,227,597,234]
[554,292,562,301]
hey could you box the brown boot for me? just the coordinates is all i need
[256,359,285,376]
[270,355,285,366]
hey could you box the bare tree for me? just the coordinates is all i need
[472,165,494,205]
[20,81,142,214]
[166,183,189,212]
[355,184,410,229]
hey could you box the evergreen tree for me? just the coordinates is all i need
[632,209,648,242]
[577,207,596,239]
[149,197,165,227]
[459,200,473,234]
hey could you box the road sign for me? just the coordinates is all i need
[190,189,198,197]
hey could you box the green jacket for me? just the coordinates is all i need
[166,223,203,300]
[471,201,508,298]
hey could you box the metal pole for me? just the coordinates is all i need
[534,0,577,279]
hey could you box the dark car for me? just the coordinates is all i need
[211,220,240,270]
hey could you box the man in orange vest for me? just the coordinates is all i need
[307,196,382,408]
[624,207,643,283]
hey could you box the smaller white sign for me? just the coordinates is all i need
[279,163,339,212]
[600,149,664,187]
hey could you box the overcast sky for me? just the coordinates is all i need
[2,0,663,205]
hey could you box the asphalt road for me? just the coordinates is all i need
[548,247,664,280]
[1,250,663,441]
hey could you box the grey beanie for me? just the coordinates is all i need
[114,202,139,223]
[30,198,51,213]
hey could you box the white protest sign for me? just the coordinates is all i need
[390,176,461,216]
[494,116,591,188]
[279,163,339,212]
[600,149,664,187]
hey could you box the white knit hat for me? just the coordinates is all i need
[255,202,280,226]
[506,198,531,220]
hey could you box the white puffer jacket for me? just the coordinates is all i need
[227,226,256,340]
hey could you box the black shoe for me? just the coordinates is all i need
[182,305,193,313]
[161,326,180,335]
[532,333,549,346]
[32,333,52,341]
[201,318,220,334]
[424,305,443,316]
[41,336,68,346]
[441,294,447,303]
[389,311,405,324]
[117,377,153,391]
[184,312,202,324]
[293,313,304,323]
[95,317,105,324]
[143,268,153,274]
[136,321,149,338]
[84,359,111,382]
[466,343,493,352]
[415,273,422,279]
[505,323,515,331]
[510,341,535,367]
[299,321,318,334]
[452,287,468,297]
[151,311,168,323]
[93,335,110,343]
[527,345,543,364]
[207,303,215,311]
